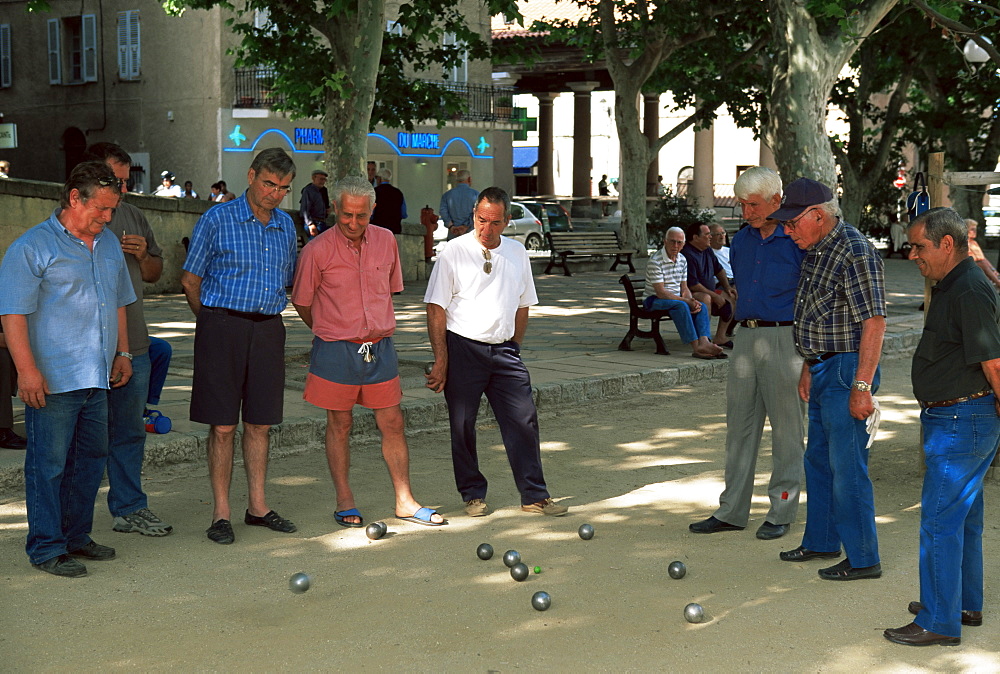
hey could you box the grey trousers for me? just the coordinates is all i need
[715,326,806,527]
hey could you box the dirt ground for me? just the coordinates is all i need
[2,356,999,672]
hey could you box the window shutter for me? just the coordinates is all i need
[47,19,61,84]
[0,24,11,88]
[117,11,140,80]
[82,14,97,82]
[117,12,128,79]
[128,11,140,79]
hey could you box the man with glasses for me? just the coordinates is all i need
[773,177,886,581]
[0,162,136,577]
[83,142,172,537]
[424,187,567,519]
[181,147,299,545]
[690,167,806,539]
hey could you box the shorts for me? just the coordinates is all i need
[304,336,402,411]
[190,306,285,426]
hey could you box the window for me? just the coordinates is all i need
[443,32,467,84]
[117,11,140,80]
[47,15,97,84]
[0,24,10,88]
[386,20,402,36]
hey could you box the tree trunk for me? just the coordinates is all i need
[614,87,652,256]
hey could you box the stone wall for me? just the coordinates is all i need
[0,178,431,292]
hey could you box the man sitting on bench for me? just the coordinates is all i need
[644,228,726,360]
[682,222,737,349]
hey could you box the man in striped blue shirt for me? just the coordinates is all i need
[181,147,299,545]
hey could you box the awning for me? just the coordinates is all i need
[513,146,538,174]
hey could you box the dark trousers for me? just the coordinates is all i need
[0,348,14,428]
[444,331,550,505]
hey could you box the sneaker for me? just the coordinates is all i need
[207,519,235,545]
[67,540,116,561]
[464,498,490,517]
[113,508,173,537]
[521,498,568,516]
[33,554,87,578]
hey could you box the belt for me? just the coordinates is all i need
[206,306,280,322]
[740,319,794,328]
[919,389,993,409]
[805,352,841,366]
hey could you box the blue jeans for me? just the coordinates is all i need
[147,337,172,406]
[107,352,151,517]
[800,352,881,567]
[915,395,1000,638]
[643,297,710,344]
[24,388,109,564]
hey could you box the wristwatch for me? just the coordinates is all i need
[852,380,871,392]
[116,351,133,361]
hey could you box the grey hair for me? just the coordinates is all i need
[455,169,471,183]
[60,161,119,209]
[375,167,392,181]
[734,166,782,201]
[476,186,511,219]
[249,147,296,179]
[911,207,969,254]
[816,199,841,219]
[665,226,685,240]
[332,175,377,209]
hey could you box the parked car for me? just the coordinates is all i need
[505,201,546,250]
[520,201,573,233]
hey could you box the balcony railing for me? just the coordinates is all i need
[233,67,517,123]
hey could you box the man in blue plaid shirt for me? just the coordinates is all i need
[773,178,886,582]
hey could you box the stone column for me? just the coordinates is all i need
[536,92,558,197]
[568,82,599,216]
[691,117,715,210]
[644,93,660,196]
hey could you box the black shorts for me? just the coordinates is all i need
[190,306,286,426]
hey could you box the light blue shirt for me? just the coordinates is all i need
[439,182,478,228]
[0,209,136,394]
[183,192,297,315]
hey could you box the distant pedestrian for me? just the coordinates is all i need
[182,181,198,199]
[300,169,330,240]
[371,167,407,235]
[439,170,477,240]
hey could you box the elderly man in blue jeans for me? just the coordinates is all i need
[0,162,136,577]
[643,227,725,360]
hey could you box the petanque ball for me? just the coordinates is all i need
[531,591,552,611]
[684,603,705,623]
[668,561,687,579]
[424,361,435,375]
[503,550,521,568]
[578,524,595,540]
[510,562,529,581]
[477,543,494,560]
[376,521,388,536]
[366,523,385,540]
[534,566,542,574]
[288,572,311,594]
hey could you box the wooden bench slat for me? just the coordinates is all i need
[544,231,637,277]
[617,274,671,355]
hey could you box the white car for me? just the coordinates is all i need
[432,200,546,251]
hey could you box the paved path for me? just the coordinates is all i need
[0,256,928,495]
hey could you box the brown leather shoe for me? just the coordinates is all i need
[908,601,982,627]
[884,622,960,646]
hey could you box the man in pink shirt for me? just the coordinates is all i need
[292,175,445,528]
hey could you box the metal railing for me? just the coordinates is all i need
[234,67,282,109]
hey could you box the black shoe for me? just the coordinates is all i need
[818,558,882,580]
[244,510,297,533]
[689,516,745,534]
[0,428,27,449]
[33,554,87,577]
[756,522,789,540]
[67,540,116,561]
[908,601,982,627]
[779,545,842,562]
[207,519,235,544]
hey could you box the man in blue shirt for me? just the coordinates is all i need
[440,169,478,239]
[690,167,807,540]
[0,162,136,577]
[181,147,299,545]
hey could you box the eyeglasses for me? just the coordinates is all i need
[482,247,492,274]
[97,176,126,189]
[261,179,293,194]
[782,207,818,231]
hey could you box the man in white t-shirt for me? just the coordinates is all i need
[424,187,568,519]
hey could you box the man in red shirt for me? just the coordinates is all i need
[292,175,445,528]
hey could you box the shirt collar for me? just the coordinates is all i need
[811,218,844,252]
[935,256,976,292]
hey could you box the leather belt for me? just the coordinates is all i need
[919,389,993,409]
[805,352,840,366]
[206,306,280,322]
[740,319,794,328]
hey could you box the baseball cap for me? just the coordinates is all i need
[768,177,834,221]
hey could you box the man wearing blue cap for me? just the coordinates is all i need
[774,177,886,581]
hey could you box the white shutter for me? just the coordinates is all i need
[117,12,128,79]
[128,11,140,79]
[47,18,61,84]
[82,14,97,82]
[0,24,11,88]
[443,32,467,83]
[117,11,140,80]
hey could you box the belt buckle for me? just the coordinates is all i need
[745,319,759,328]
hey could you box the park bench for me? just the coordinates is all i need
[544,231,636,277]
[617,275,672,355]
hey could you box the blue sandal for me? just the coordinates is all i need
[334,508,364,528]
[397,507,447,527]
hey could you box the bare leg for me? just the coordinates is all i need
[242,422,272,517]
[325,410,360,524]
[374,406,443,523]
[208,424,237,522]
[714,297,735,344]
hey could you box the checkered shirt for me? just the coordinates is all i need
[644,247,687,298]
[793,220,886,358]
